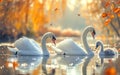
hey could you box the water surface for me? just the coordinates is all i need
[0,37,119,75]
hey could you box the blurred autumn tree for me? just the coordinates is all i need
[80,0,120,37]
[0,0,66,41]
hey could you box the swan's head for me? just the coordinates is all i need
[44,32,56,45]
[95,41,102,49]
[85,26,96,39]
[90,28,96,39]
[52,34,56,45]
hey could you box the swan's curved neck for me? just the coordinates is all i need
[41,34,50,56]
[82,27,94,55]
[99,42,104,52]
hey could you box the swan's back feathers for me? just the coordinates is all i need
[104,48,118,55]
[14,37,42,54]
[99,48,118,58]
[56,39,87,55]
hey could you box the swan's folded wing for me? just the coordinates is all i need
[56,39,87,55]
[18,50,41,56]
[14,37,42,51]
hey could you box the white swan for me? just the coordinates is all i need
[51,26,96,55]
[95,40,118,58]
[8,32,56,56]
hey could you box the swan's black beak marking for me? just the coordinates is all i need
[92,30,96,39]
[95,44,99,49]
[52,36,56,45]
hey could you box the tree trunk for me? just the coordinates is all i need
[110,22,120,37]
[116,15,120,29]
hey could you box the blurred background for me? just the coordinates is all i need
[0,0,119,43]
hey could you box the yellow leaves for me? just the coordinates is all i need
[104,18,111,26]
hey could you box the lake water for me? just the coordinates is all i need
[0,37,119,75]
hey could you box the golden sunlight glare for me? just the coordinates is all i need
[67,0,76,11]
[39,0,43,3]
[81,0,87,6]
[81,0,93,6]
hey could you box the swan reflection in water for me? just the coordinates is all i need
[94,55,118,75]
[1,54,119,75]
[6,55,43,74]
[5,54,86,75]
[42,55,87,75]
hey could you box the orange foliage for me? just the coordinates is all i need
[104,67,117,75]
[110,15,114,19]
[102,13,108,18]
[118,13,120,17]
[0,0,67,37]
[29,0,66,34]
[15,22,21,31]
[104,18,111,26]
[113,8,120,14]
[101,0,120,28]
[105,1,110,8]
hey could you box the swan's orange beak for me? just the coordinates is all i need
[52,36,56,45]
